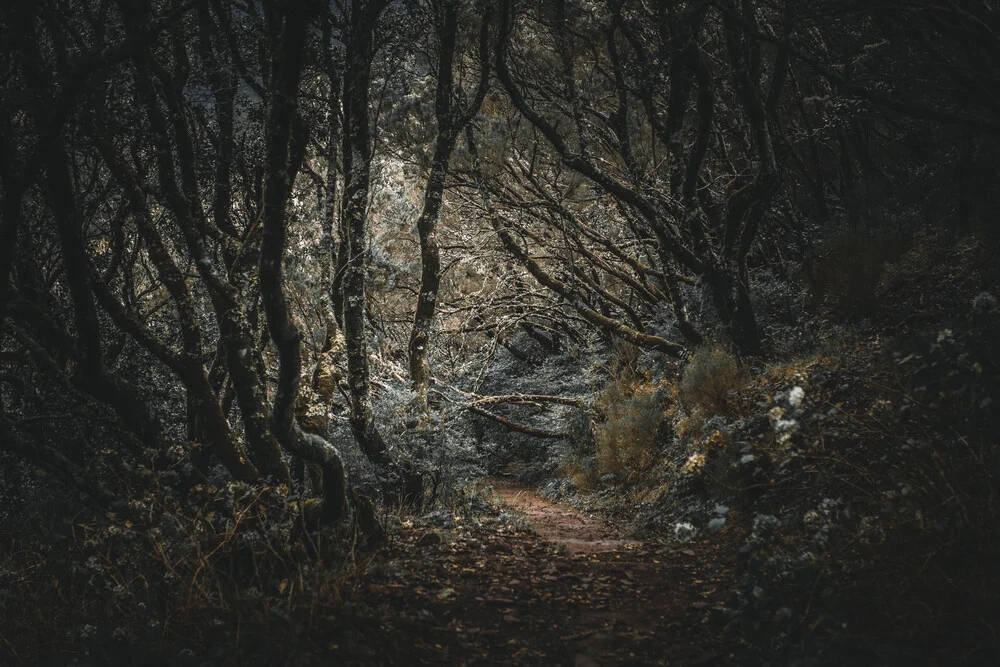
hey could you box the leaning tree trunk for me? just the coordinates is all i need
[18,10,165,448]
[408,1,490,412]
[341,0,422,505]
[341,0,391,468]
[125,16,290,483]
[94,137,260,481]
[44,136,165,449]
[259,0,348,524]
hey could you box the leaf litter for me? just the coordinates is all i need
[321,479,736,666]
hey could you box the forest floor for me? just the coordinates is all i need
[320,480,738,666]
[4,230,994,666]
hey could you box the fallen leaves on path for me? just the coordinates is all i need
[491,480,633,554]
[311,482,737,666]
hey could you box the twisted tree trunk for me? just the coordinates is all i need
[260,0,348,523]
[408,1,491,411]
[342,0,391,467]
[125,8,290,482]
[44,136,165,450]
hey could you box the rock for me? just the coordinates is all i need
[417,531,442,547]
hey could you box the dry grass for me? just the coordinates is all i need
[565,462,598,493]
[678,345,741,416]
[761,354,826,387]
[593,375,670,482]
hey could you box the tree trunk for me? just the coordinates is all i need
[45,137,165,449]
[408,1,490,412]
[705,266,761,357]
[339,1,423,505]
[126,27,291,483]
[342,0,391,467]
[95,138,259,481]
[408,150,448,412]
[260,0,348,523]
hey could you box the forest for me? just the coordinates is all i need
[1,0,998,664]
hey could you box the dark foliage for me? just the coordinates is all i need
[2,0,999,664]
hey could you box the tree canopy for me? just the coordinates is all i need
[2,1,998,664]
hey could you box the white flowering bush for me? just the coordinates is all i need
[674,521,698,542]
[788,386,805,409]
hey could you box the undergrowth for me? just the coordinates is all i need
[0,477,358,665]
[549,228,1000,665]
[677,345,741,416]
[592,373,669,484]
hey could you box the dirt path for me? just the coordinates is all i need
[327,481,738,666]
[491,480,632,554]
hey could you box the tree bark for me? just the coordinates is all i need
[259,0,348,522]
[409,1,489,411]
[342,0,392,467]
[44,136,166,449]
[93,140,259,481]
[126,13,290,482]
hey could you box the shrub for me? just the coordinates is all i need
[593,376,670,482]
[605,341,643,383]
[678,345,740,416]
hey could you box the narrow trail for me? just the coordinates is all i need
[333,481,737,666]
[491,480,632,554]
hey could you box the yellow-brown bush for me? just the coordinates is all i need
[677,345,740,416]
[593,376,669,482]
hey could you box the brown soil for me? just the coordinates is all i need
[323,481,738,666]
[491,479,634,554]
